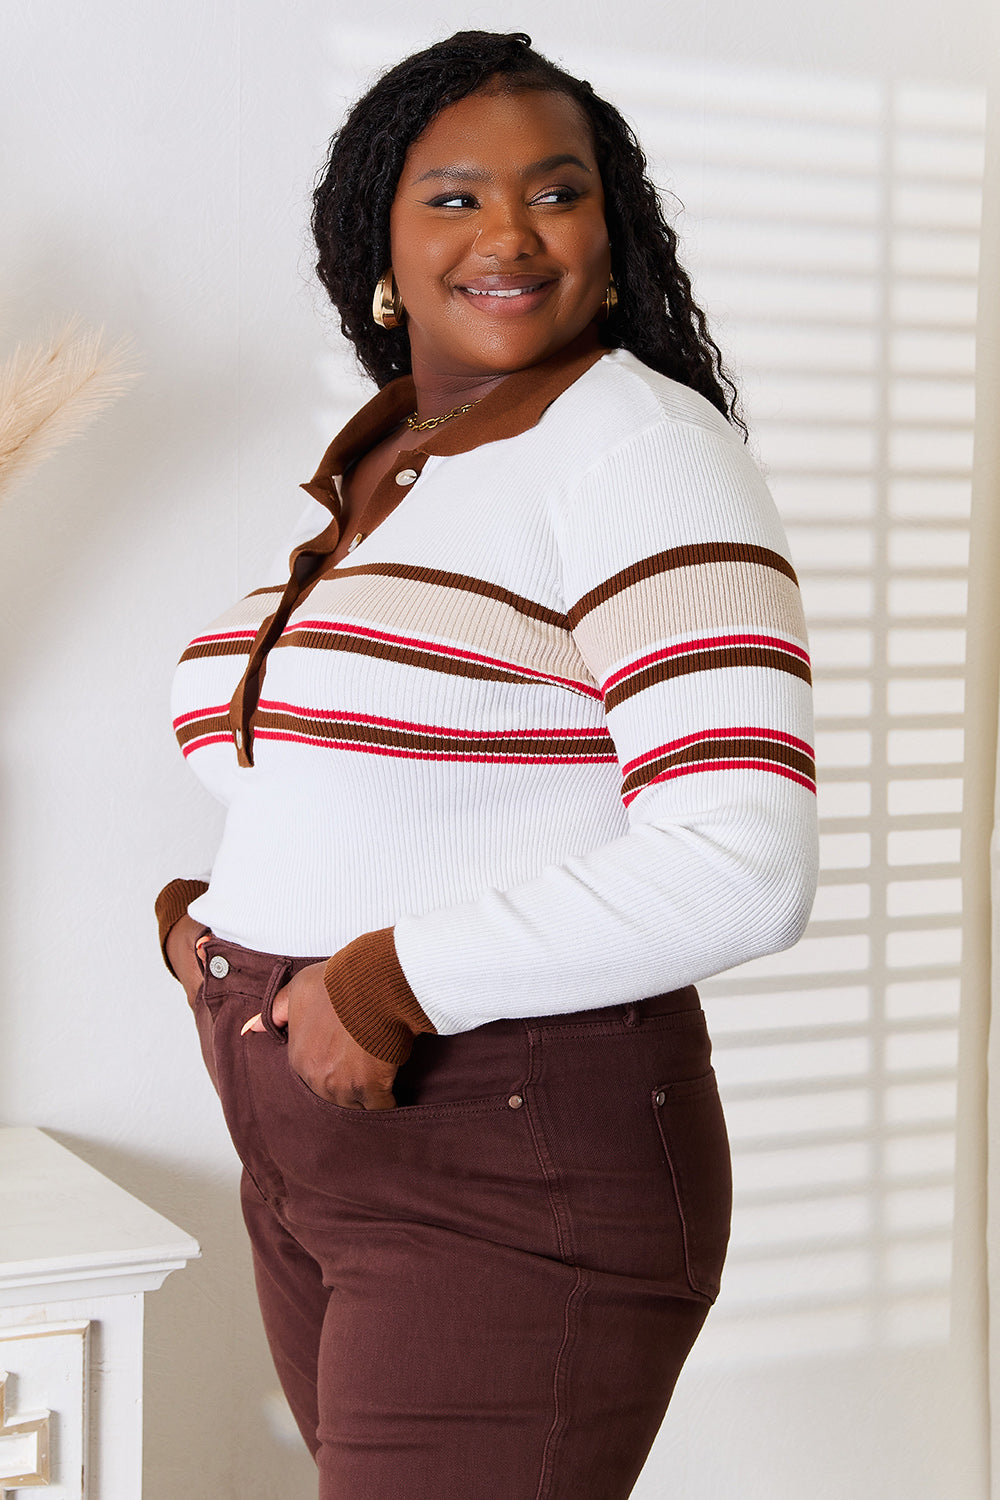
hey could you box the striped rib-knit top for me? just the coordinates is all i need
[166,344,818,1054]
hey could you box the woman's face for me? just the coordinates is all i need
[389,86,611,382]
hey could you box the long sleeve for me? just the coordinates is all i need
[352,411,818,1039]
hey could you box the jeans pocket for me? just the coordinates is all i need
[652,1070,732,1301]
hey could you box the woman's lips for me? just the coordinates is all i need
[455,275,555,315]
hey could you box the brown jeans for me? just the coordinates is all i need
[193,937,732,1500]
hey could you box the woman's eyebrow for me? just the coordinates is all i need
[413,153,593,185]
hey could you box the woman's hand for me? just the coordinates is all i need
[244,962,398,1110]
[165,913,211,1006]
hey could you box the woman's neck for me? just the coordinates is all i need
[406,325,605,426]
[406,367,510,426]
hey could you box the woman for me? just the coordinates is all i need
[158,30,817,1499]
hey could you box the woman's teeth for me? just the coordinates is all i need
[464,285,542,298]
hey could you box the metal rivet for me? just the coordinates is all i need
[508,1094,524,1110]
[395,467,418,486]
[209,955,230,979]
[654,1089,666,1107]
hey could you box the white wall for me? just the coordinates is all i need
[0,2,990,1496]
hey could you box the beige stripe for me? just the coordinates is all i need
[178,590,282,664]
[330,562,567,627]
[277,628,558,688]
[572,561,807,685]
[568,542,798,626]
[294,572,595,689]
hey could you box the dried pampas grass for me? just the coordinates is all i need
[0,320,136,503]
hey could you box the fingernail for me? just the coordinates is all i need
[241,1013,262,1036]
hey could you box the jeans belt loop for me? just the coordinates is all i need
[260,958,293,1043]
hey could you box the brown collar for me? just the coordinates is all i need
[300,336,608,511]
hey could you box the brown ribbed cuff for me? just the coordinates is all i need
[323,927,435,1065]
[155,877,209,976]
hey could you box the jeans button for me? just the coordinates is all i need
[209,955,230,979]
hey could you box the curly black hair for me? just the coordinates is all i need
[312,31,743,432]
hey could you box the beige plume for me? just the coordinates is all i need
[0,320,137,503]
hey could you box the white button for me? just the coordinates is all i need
[395,468,418,486]
[209,955,230,978]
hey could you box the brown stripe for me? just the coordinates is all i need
[327,561,568,629]
[179,638,255,663]
[246,585,284,599]
[176,713,232,749]
[254,709,613,760]
[568,544,799,628]
[276,628,545,687]
[605,643,812,710]
[622,737,816,797]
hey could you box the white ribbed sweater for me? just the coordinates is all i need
[170,348,817,1038]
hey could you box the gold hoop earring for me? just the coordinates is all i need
[601,273,618,320]
[372,269,405,330]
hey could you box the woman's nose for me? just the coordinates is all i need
[474,200,542,259]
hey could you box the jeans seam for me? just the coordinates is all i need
[522,1028,577,1265]
[534,1266,587,1500]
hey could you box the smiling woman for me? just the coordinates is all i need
[155,29,817,1500]
[390,90,611,382]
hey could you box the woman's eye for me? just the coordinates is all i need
[427,193,478,209]
[533,187,581,205]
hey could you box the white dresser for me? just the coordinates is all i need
[0,1128,199,1498]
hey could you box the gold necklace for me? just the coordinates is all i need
[405,400,480,432]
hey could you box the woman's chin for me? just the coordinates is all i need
[411,311,597,381]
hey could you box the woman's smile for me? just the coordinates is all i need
[389,86,611,407]
[455,273,557,314]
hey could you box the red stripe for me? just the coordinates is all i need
[283,620,603,699]
[603,634,810,694]
[256,698,609,743]
[622,759,817,805]
[181,732,233,757]
[173,704,231,730]
[252,729,616,765]
[622,726,814,777]
[186,630,257,645]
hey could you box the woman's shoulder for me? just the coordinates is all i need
[547,348,741,466]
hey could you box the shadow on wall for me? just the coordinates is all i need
[639,58,975,1368]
